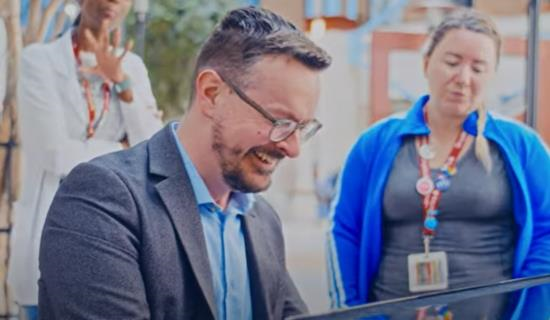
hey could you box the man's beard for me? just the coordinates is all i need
[211,121,282,193]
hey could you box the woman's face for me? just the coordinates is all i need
[79,0,133,31]
[424,28,497,118]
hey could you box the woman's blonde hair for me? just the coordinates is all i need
[425,9,501,172]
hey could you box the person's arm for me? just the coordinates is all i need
[118,55,163,146]
[514,132,550,319]
[18,47,122,177]
[38,162,150,319]
[327,134,370,308]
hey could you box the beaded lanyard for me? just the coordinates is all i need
[414,109,468,320]
[72,32,111,139]
[415,109,468,240]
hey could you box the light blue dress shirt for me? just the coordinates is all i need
[171,123,254,320]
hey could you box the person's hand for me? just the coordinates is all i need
[79,19,133,84]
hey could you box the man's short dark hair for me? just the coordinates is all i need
[190,6,332,102]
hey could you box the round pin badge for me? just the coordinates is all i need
[435,175,451,192]
[439,167,451,177]
[416,177,434,196]
[447,166,457,176]
[419,144,435,160]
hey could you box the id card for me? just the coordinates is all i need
[408,251,448,292]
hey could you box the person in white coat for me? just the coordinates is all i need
[7,0,163,318]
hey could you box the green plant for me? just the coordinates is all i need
[127,0,240,120]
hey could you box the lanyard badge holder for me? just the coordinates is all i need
[407,237,449,292]
[408,110,468,295]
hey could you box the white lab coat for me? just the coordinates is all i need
[7,30,163,305]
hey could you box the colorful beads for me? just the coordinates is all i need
[424,217,438,230]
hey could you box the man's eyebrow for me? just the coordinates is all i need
[266,104,303,122]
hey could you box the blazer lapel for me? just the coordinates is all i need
[242,210,279,319]
[148,125,217,319]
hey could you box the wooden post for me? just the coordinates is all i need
[0,0,68,314]
[0,0,21,316]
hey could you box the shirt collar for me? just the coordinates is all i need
[226,192,256,216]
[170,122,254,215]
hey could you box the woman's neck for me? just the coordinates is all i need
[426,103,465,143]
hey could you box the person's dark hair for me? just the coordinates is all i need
[189,6,331,102]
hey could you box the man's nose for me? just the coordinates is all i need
[274,130,301,159]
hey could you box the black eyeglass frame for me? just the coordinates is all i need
[218,73,322,143]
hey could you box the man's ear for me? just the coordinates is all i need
[194,70,224,119]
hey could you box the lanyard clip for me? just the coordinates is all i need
[423,235,432,257]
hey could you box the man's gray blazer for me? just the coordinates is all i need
[38,124,308,319]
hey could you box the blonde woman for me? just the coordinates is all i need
[327,9,550,319]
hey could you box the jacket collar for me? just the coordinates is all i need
[148,122,191,178]
[147,124,217,319]
[242,208,279,318]
[397,94,483,137]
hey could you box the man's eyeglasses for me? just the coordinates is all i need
[218,74,322,143]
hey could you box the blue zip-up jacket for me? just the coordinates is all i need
[327,96,550,319]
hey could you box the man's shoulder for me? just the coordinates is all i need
[58,145,149,202]
[87,140,150,180]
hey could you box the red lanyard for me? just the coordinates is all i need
[72,33,111,139]
[416,109,468,237]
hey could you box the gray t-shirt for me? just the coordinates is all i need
[370,136,516,319]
